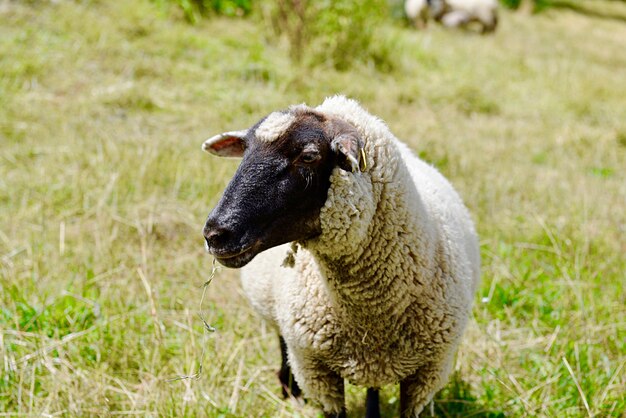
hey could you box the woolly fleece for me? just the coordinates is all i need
[240,96,480,416]
[444,0,498,29]
[255,111,296,143]
[405,0,429,25]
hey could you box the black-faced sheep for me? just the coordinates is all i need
[202,96,480,417]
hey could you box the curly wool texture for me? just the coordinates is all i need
[254,111,296,143]
[241,96,480,415]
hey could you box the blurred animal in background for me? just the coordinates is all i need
[435,0,499,33]
[405,0,431,28]
[406,0,498,33]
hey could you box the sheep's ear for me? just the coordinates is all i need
[327,119,367,173]
[202,130,248,158]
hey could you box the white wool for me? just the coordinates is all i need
[405,0,431,30]
[446,0,497,13]
[255,111,296,143]
[405,0,428,20]
[443,0,498,29]
[441,10,471,27]
[240,96,480,416]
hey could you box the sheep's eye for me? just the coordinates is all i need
[299,152,321,164]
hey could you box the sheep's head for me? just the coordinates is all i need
[202,107,366,268]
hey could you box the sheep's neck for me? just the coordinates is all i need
[313,180,438,322]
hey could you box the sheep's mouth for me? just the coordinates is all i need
[209,243,260,268]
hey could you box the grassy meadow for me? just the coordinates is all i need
[1,0,625,416]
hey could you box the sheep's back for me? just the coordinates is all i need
[446,0,498,23]
[395,139,480,296]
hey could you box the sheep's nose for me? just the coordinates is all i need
[203,221,231,249]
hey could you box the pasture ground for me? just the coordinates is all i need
[1,1,625,416]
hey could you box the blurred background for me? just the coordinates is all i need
[1,0,625,416]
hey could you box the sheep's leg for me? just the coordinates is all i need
[318,372,345,418]
[288,351,345,417]
[481,14,498,34]
[365,388,381,418]
[316,371,345,418]
[277,336,302,398]
[399,362,444,417]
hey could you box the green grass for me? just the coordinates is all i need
[1,1,625,416]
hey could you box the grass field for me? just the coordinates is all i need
[1,0,625,416]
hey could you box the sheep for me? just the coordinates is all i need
[432,0,499,33]
[202,96,480,417]
[405,0,431,29]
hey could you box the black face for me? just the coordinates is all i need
[203,112,338,268]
